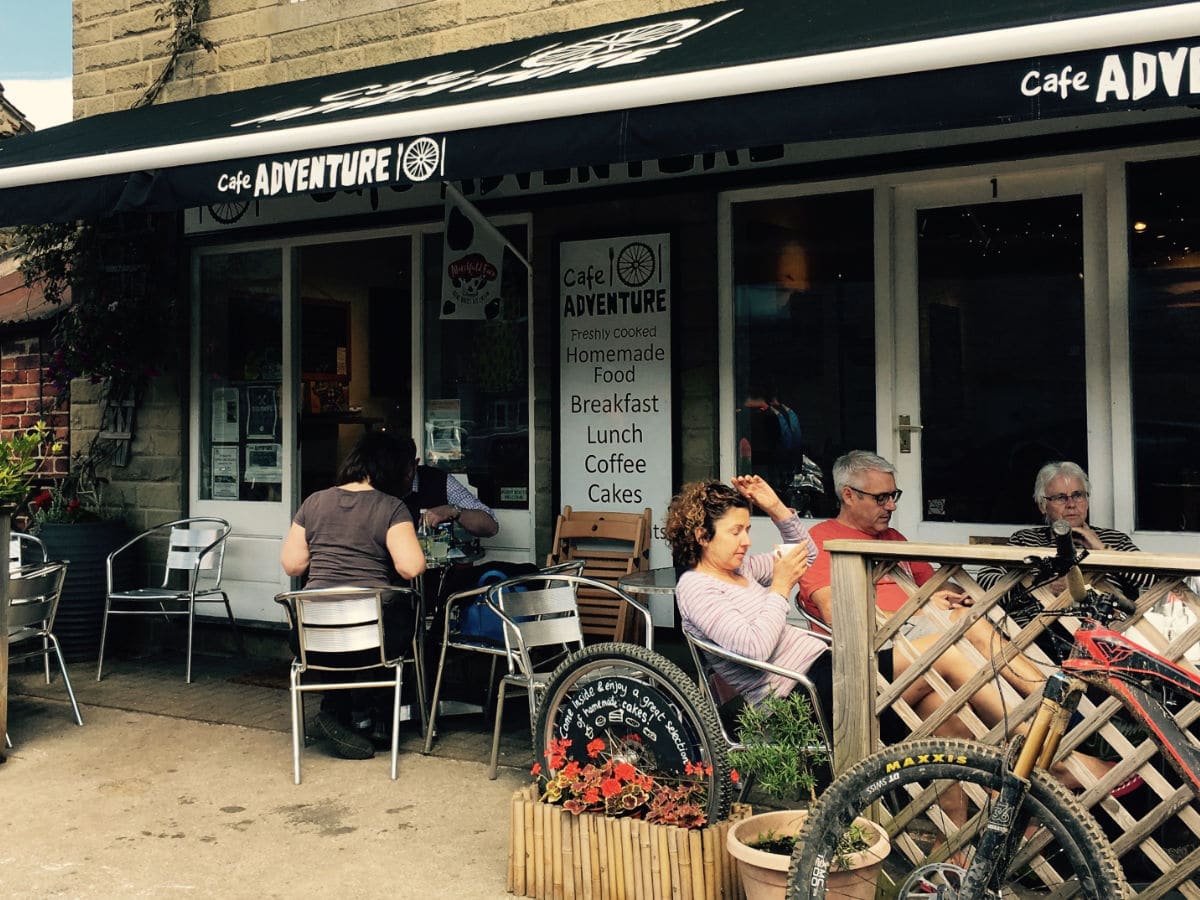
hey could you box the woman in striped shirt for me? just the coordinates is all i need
[976,460,1154,663]
[666,476,826,707]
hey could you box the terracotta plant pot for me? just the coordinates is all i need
[726,809,889,900]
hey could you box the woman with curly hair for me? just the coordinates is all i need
[666,475,827,706]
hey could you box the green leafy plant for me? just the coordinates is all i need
[746,820,875,869]
[0,421,60,506]
[533,736,714,829]
[728,689,828,804]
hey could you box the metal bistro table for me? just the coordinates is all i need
[618,566,679,632]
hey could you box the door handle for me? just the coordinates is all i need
[897,415,923,454]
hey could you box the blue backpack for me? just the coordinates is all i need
[773,404,803,456]
[456,566,532,644]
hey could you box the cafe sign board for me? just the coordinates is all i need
[558,234,672,617]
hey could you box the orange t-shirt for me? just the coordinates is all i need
[798,519,934,619]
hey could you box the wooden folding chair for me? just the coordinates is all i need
[544,506,651,643]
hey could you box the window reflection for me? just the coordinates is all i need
[421,229,530,510]
[917,197,1086,524]
[198,250,283,503]
[1128,157,1200,532]
[731,192,875,516]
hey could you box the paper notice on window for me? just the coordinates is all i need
[212,387,240,443]
[212,446,240,500]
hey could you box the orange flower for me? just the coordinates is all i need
[531,762,542,775]
[601,777,623,799]
[614,761,636,781]
[586,738,606,759]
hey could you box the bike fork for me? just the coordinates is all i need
[959,673,1083,897]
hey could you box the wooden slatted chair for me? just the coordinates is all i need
[544,506,651,643]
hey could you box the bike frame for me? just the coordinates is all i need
[1063,622,1200,794]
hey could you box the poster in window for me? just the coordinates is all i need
[246,384,279,439]
[212,387,240,443]
[212,445,240,500]
[244,443,282,484]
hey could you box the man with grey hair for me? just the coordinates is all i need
[799,449,1056,723]
[799,450,967,623]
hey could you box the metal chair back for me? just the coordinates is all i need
[9,532,48,574]
[682,627,833,753]
[275,586,410,783]
[6,560,82,729]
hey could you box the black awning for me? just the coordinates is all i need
[2,0,1199,224]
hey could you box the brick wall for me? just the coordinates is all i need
[72,0,723,116]
[0,335,69,482]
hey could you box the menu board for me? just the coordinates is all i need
[558,234,672,614]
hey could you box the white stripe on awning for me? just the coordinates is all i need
[2,1,1198,191]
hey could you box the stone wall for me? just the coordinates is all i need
[73,0,723,116]
[68,376,185,531]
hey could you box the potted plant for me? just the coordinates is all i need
[27,447,130,662]
[510,736,741,898]
[726,691,890,900]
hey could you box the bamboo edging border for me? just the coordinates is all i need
[508,785,749,900]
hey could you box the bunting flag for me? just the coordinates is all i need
[440,183,528,321]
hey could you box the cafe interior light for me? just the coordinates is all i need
[1133,221,1148,232]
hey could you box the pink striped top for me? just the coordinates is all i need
[676,515,827,705]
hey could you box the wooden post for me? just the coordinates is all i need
[827,540,876,775]
[0,509,10,763]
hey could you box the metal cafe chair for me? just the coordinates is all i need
[97,517,239,684]
[682,628,832,799]
[8,532,48,574]
[7,561,82,738]
[480,572,653,779]
[422,560,585,757]
[275,586,421,784]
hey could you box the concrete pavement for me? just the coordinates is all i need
[3,655,537,899]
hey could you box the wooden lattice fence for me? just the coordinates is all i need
[825,539,1200,898]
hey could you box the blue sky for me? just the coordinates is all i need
[0,0,73,127]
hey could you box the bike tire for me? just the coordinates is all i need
[786,738,1127,900]
[533,642,732,823]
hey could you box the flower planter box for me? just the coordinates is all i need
[507,785,750,899]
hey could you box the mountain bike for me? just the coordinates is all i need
[787,520,1200,899]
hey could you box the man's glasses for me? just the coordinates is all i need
[1044,491,1088,505]
[848,486,903,506]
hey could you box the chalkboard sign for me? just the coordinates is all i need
[301,298,350,382]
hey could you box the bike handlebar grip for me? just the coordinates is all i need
[1067,566,1088,603]
[1113,591,1139,614]
[1051,518,1074,562]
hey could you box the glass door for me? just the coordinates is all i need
[191,246,293,622]
[891,169,1109,542]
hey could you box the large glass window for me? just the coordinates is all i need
[421,228,529,510]
[731,192,876,517]
[296,235,412,500]
[916,197,1086,524]
[198,250,283,502]
[1128,157,1200,532]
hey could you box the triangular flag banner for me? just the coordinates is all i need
[440,183,513,321]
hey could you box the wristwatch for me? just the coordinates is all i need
[449,504,462,521]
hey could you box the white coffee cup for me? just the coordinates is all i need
[773,544,792,559]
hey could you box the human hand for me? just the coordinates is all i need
[422,505,457,528]
[731,475,788,519]
[1071,523,1105,550]
[770,542,811,596]
[931,588,973,611]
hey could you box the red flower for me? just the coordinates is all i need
[562,760,580,779]
[731,769,740,784]
[583,787,600,804]
[614,761,636,781]
[530,762,542,775]
[586,738,605,759]
[601,778,622,799]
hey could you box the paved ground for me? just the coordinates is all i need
[2,651,542,899]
